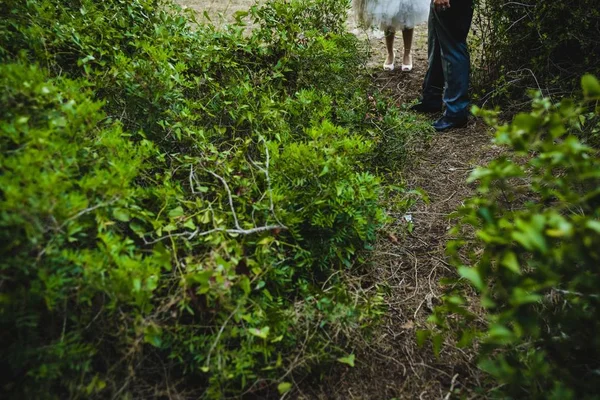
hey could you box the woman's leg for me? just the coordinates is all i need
[402,28,413,66]
[384,28,395,66]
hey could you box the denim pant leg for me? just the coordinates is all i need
[434,2,474,118]
[421,8,444,107]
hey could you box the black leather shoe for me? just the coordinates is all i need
[410,102,443,113]
[433,115,468,132]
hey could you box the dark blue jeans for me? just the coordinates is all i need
[421,0,474,118]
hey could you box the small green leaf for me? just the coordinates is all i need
[481,295,497,309]
[239,276,250,294]
[510,287,542,306]
[586,220,600,233]
[113,208,130,222]
[277,382,292,394]
[184,219,196,229]
[457,329,476,348]
[501,251,521,274]
[337,353,355,367]
[146,275,159,291]
[487,324,515,345]
[271,335,284,343]
[143,325,163,348]
[249,326,270,339]
[582,74,600,99]
[257,236,274,246]
[432,333,443,357]
[168,206,184,218]
[132,277,142,292]
[233,10,249,21]
[163,223,177,232]
[77,54,95,66]
[255,280,266,290]
[416,329,430,347]
[458,266,485,291]
[512,216,547,253]
[513,112,539,133]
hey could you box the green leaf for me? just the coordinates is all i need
[487,324,515,345]
[501,251,521,274]
[146,275,159,291]
[319,163,329,176]
[77,54,95,66]
[249,326,270,339]
[271,335,284,343]
[586,220,600,233]
[512,216,548,253]
[416,330,430,347]
[183,219,196,229]
[143,325,163,348]
[510,287,542,306]
[132,277,142,292]
[458,266,485,291]
[481,295,497,309]
[582,74,600,99]
[113,208,130,222]
[278,382,292,394]
[239,276,251,295]
[467,167,493,183]
[457,329,476,348]
[257,236,274,246]
[336,353,355,367]
[168,206,184,218]
[513,112,539,133]
[432,333,443,357]
[233,10,249,22]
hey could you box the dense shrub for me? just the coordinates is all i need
[471,0,600,105]
[0,0,427,398]
[427,76,600,398]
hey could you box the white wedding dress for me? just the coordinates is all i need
[353,0,431,31]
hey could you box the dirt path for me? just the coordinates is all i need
[300,25,500,400]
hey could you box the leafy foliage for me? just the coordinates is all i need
[471,0,600,104]
[429,76,600,399]
[0,0,427,398]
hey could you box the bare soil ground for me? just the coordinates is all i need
[177,1,499,398]
[177,0,259,22]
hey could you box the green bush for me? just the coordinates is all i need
[428,76,600,398]
[0,0,425,398]
[471,0,600,104]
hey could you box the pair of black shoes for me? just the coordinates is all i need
[409,102,468,132]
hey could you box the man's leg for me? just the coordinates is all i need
[432,0,474,119]
[420,7,444,108]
